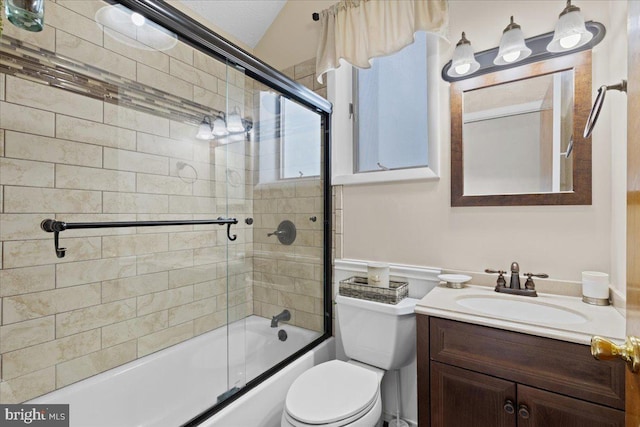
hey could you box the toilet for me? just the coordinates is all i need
[281,294,419,427]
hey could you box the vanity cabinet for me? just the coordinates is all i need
[417,316,626,427]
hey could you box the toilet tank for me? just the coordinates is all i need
[336,295,419,370]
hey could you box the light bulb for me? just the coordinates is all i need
[502,51,521,63]
[131,12,146,27]
[454,63,471,75]
[560,34,581,49]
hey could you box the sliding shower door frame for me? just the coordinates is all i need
[112,0,334,424]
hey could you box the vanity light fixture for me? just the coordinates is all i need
[447,32,481,78]
[212,115,229,137]
[226,107,246,133]
[547,0,593,52]
[494,16,532,65]
[196,115,214,140]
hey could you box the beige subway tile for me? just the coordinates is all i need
[0,102,55,137]
[56,340,137,388]
[294,279,323,298]
[137,173,192,196]
[104,28,170,73]
[137,63,192,100]
[168,231,217,251]
[137,321,193,357]
[56,256,137,288]
[104,148,168,175]
[253,285,279,305]
[0,367,56,404]
[48,2,103,45]
[56,31,136,80]
[257,273,295,292]
[4,131,102,167]
[294,311,324,332]
[137,250,193,275]
[278,197,316,214]
[168,195,216,214]
[56,1,104,22]
[102,192,168,214]
[254,256,278,274]
[194,310,226,335]
[137,286,193,316]
[56,298,137,338]
[165,40,194,65]
[294,58,316,79]
[2,283,101,324]
[0,316,55,353]
[102,272,168,303]
[168,265,217,288]
[193,86,226,112]
[168,297,216,326]
[56,165,135,192]
[56,115,136,150]
[3,186,101,214]
[102,311,168,348]
[194,279,226,300]
[2,329,100,380]
[136,133,192,160]
[3,237,101,269]
[104,104,170,137]
[193,246,226,266]
[279,293,315,313]
[0,158,53,188]
[0,265,55,297]
[193,50,226,80]
[277,260,315,280]
[170,58,218,90]
[295,75,314,91]
[315,87,328,99]
[295,181,322,198]
[102,233,169,258]
[6,75,102,122]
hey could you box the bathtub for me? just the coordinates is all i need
[31,315,332,427]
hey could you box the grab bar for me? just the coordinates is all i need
[40,217,238,258]
[583,79,627,139]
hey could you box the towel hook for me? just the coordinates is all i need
[584,79,627,139]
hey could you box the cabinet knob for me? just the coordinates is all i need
[518,404,530,419]
[591,335,640,373]
[503,399,515,414]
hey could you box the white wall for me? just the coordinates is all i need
[337,1,625,291]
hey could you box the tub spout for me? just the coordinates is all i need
[271,309,291,328]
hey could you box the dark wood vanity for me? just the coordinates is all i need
[417,315,626,426]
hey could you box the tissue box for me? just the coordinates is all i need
[338,276,408,305]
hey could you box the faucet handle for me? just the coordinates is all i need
[485,269,507,288]
[524,273,548,290]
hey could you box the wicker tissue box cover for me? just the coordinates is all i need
[339,276,409,305]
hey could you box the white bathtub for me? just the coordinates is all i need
[31,316,331,427]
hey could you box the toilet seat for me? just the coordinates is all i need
[283,360,381,426]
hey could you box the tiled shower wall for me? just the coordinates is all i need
[0,0,255,403]
[251,59,328,333]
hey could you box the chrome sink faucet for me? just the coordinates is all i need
[485,262,548,297]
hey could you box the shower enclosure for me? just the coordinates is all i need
[0,0,331,424]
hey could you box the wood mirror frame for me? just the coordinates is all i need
[451,50,592,207]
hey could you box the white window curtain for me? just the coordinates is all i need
[315,0,449,83]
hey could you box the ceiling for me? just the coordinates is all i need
[180,0,287,48]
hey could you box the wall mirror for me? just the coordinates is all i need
[451,51,592,206]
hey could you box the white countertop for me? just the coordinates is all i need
[415,284,626,345]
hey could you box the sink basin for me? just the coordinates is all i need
[455,295,588,325]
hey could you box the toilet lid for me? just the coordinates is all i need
[285,360,379,425]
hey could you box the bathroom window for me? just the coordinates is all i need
[355,32,428,173]
[330,32,440,185]
[280,97,321,179]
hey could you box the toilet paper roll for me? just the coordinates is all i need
[581,271,609,299]
[367,263,389,288]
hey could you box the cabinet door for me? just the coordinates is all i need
[517,385,625,427]
[431,362,516,427]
